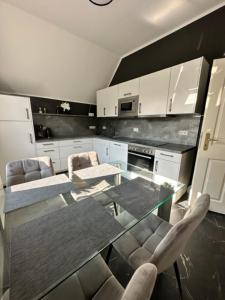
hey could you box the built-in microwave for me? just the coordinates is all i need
[118,96,139,117]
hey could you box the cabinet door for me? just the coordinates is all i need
[93,139,109,163]
[0,121,36,183]
[153,158,180,181]
[109,142,128,163]
[139,68,170,116]
[118,78,139,99]
[167,57,202,114]
[97,86,118,117]
[0,95,32,121]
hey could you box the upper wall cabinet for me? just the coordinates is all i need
[97,85,118,117]
[0,94,32,121]
[139,68,171,116]
[167,57,209,114]
[118,78,140,99]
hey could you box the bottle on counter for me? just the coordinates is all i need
[38,107,43,114]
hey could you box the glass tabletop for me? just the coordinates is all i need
[0,163,184,300]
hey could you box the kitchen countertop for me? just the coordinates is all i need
[35,136,196,154]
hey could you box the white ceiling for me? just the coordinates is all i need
[3,0,225,55]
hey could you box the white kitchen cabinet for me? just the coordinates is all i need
[153,149,195,186]
[97,85,118,117]
[0,94,32,121]
[93,139,110,163]
[139,68,171,116]
[0,121,36,184]
[109,141,128,164]
[167,57,209,114]
[118,78,140,99]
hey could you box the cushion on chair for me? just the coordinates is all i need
[114,212,172,270]
[6,157,54,187]
[68,151,99,179]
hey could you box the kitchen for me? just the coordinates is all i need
[1,1,225,299]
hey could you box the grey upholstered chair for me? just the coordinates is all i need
[113,194,210,298]
[43,255,157,300]
[6,156,54,187]
[68,151,99,180]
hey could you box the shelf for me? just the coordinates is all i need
[32,113,96,118]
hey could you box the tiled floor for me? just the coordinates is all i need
[107,202,225,300]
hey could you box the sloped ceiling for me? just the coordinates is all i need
[0,1,119,104]
[0,0,224,103]
[2,0,225,55]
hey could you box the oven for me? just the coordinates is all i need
[128,149,155,172]
[118,96,139,117]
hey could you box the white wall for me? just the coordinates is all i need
[0,1,119,104]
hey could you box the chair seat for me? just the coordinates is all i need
[114,211,172,269]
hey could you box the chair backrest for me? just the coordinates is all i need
[6,156,54,187]
[121,263,157,300]
[150,194,210,273]
[68,151,99,179]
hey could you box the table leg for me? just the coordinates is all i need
[157,196,172,222]
[114,173,121,186]
[105,244,113,265]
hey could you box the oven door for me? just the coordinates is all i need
[128,151,154,172]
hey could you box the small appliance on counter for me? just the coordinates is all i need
[34,124,53,139]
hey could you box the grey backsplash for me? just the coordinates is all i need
[97,116,201,146]
[33,114,201,146]
[33,115,97,138]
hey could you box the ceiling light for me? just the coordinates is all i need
[89,0,113,6]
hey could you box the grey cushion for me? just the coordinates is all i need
[68,151,99,179]
[114,194,210,273]
[44,255,157,300]
[6,156,54,187]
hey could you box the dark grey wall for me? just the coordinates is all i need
[97,116,201,146]
[111,6,225,85]
[33,115,96,138]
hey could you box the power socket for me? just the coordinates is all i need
[133,128,139,132]
[178,130,188,136]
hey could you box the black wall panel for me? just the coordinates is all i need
[111,6,225,85]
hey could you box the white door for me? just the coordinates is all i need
[167,57,203,114]
[97,85,118,117]
[93,139,109,163]
[109,142,128,163]
[0,95,32,121]
[139,68,170,116]
[191,58,225,214]
[118,78,139,99]
[0,121,36,184]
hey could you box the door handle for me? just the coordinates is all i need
[124,92,132,96]
[155,160,158,172]
[115,106,117,115]
[203,133,219,150]
[104,107,106,116]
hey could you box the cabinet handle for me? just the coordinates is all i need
[73,141,81,143]
[169,98,172,112]
[106,147,109,156]
[104,107,106,116]
[114,143,121,147]
[26,108,30,120]
[160,153,174,158]
[124,92,132,96]
[115,106,117,115]
[139,103,142,114]
[29,133,33,144]
[73,146,81,149]
[155,160,158,172]
[43,150,55,152]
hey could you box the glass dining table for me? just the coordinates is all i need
[0,161,185,300]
